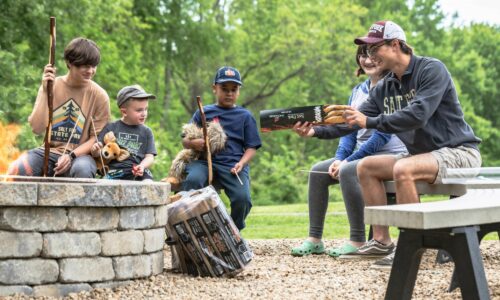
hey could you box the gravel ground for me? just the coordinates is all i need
[5,239,500,300]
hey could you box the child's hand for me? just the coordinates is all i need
[91,142,103,157]
[231,162,243,174]
[132,164,144,177]
[190,139,205,151]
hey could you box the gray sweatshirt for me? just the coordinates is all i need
[314,55,481,155]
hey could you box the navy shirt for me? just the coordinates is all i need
[314,55,481,155]
[191,105,262,169]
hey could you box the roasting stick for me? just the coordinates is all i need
[54,112,81,177]
[235,172,244,186]
[90,116,107,177]
[299,170,330,174]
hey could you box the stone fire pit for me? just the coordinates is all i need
[0,177,170,298]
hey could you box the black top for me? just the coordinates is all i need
[314,55,480,155]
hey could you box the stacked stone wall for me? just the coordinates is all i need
[0,179,170,298]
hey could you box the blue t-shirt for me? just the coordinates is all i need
[191,104,262,170]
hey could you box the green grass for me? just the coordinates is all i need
[243,199,500,241]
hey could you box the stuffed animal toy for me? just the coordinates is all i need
[95,131,130,176]
[163,122,227,188]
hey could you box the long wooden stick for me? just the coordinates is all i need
[90,116,107,177]
[196,96,212,185]
[42,16,56,177]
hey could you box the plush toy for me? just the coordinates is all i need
[163,122,227,188]
[95,131,130,176]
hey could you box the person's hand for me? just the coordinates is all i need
[331,160,347,178]
[190,138,206,151]
[328,160,342,179]
[91,142,103,157]
[42,64,56,92]
[292,122,315,137]
[54,154,72,176]
[344,107,367,128]
[231,162,244,174]
[132,164,144,177]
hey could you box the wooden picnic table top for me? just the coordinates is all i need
[371,179,500,230]
[384,178,500,196]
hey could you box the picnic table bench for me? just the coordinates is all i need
[367,179,500,299]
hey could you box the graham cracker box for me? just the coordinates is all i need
[260,104,348,132]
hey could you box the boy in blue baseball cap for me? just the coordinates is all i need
[181,66,262,230]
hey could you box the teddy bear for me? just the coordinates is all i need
[163,122,227,189]
[94,131,130,176]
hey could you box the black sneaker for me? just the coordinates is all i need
[371,249,396,270]
[339,239,395,259]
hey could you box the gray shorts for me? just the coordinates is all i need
[395,146,482,183]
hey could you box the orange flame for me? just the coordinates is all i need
[0,122,21,174]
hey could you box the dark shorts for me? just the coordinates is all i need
[105,168,154,181]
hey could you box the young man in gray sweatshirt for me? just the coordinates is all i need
[293,20,481,267]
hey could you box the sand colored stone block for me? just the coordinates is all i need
[59,257,115,283]
[42,232,101,257]
[150,251,164,275]
[33,283,92,298]
[0,231,42,258]
[0,207,67,232]
[0,182,37,206]
[143,228,165,253]
[113,255,152,279]
[0,285,33,297]
[0,259,58,285]
[119,207,155,229]
[101,230,144,256]
[67,207,119,231]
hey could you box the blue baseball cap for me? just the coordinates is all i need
[213,66,243,86]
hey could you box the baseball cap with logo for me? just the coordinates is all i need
[213,66,243,86]
[116,84,156,107]
[354,21,406,45]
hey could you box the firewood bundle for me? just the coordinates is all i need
[166,186,253,277]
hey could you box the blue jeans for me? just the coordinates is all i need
[181,160,252,230]
[9,148,96,178]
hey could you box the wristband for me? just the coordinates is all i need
[69,151,77,160]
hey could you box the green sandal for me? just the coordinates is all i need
[291,240,325,257]
[326,243,358,257]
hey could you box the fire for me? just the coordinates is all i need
[0,122,21,174]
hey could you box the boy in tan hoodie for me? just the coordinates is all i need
[8,37,110,178]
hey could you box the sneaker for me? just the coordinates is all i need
[371,248,396,270]
[291,240,325,257]
[339,239,395,259]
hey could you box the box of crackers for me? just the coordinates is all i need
[259,104,349,132]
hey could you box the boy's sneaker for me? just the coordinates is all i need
[371,248,396,270]
[339,239,395,259]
